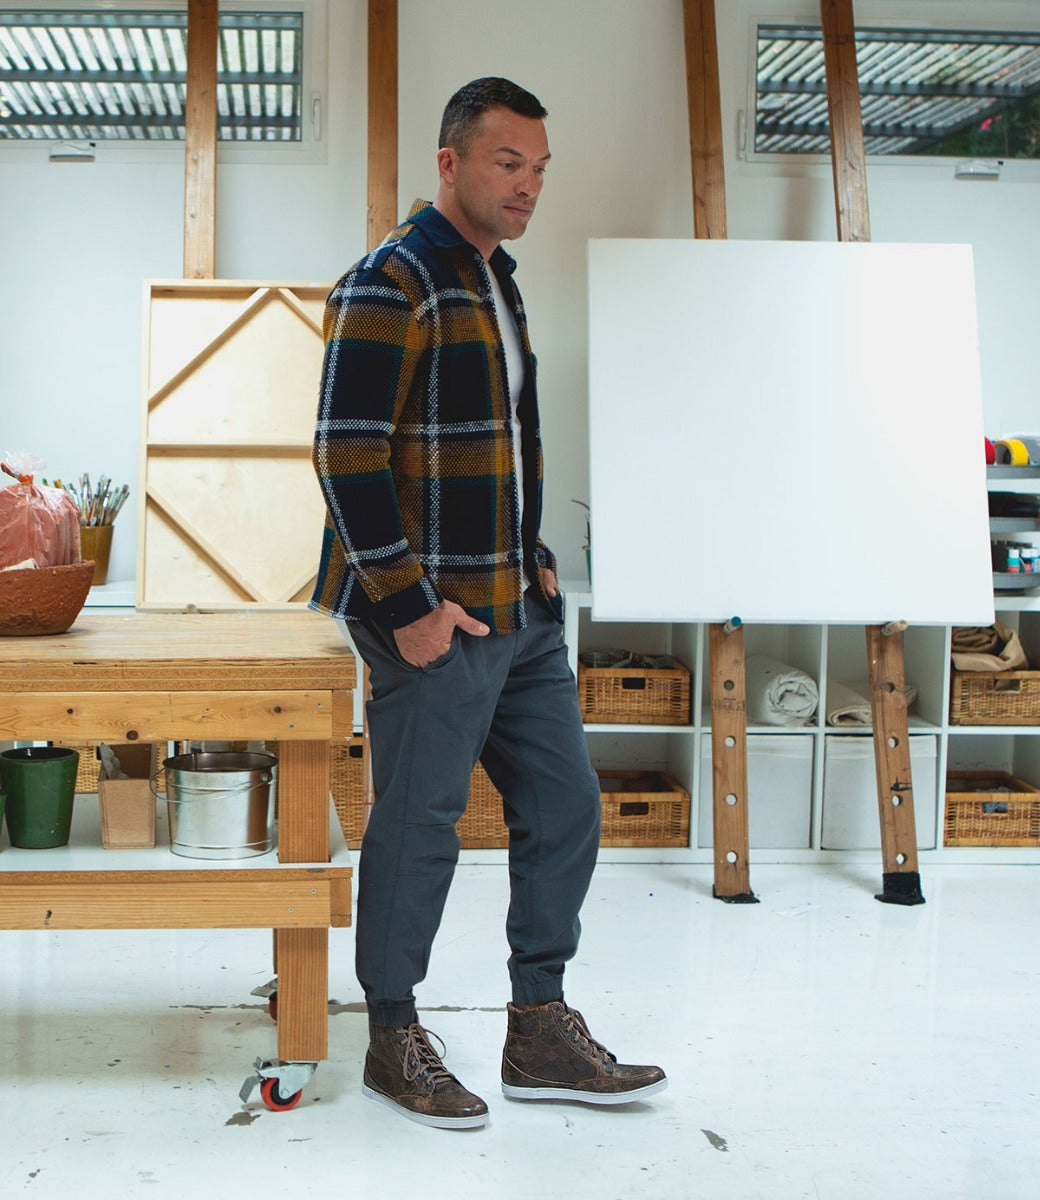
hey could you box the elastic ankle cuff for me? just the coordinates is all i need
[510,982,564,1008]
[368,999,418,1029]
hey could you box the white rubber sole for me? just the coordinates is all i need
[501,1077,668,1104]
[362,1083,489,1129]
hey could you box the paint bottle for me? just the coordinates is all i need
[1006,546,1021,574]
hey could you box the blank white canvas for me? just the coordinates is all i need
[588,239,995,627]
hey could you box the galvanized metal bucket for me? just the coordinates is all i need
[162,751,277,860]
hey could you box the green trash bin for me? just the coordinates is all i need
[0,746,79,849]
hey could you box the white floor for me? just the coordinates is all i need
[2,860,1038,1200]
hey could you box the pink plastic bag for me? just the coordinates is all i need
[0,454,82,568]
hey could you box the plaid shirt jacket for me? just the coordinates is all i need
[309,201,559,634]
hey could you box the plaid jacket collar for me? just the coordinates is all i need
[400,200,518,278]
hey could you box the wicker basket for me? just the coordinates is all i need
[457,763,508,848]
[598,769,691,847]
[578,658,691,725]
[330,744,509,849]
[331,738,369,849]
[467,767,694,849]
[950,670,1040,725]
[944,770,1040,846]
[53,741,103,793]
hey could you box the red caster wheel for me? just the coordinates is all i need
[260,1075,302,1112]
[267,992,278,1022]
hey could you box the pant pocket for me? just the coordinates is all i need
[357,619,460,673]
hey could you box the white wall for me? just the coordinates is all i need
[1,0,1038,587]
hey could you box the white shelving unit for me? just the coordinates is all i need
[986,465,1040,607]
[563,547,1040,866]
[76,488,1040,870]
[0,793,351,874]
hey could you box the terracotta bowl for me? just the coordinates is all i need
[0,561,96,636]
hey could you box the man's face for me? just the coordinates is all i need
[439,106,551,259]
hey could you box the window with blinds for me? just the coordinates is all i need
[0,8,304,142]
[753,23,1040,160]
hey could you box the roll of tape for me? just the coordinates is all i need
[995,438,1030,466]
[985,437,996,465]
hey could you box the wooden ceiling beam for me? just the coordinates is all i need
[820,0,871,243]
[367,0,398,251]
[183,0,218,278]
[682,0,727,240]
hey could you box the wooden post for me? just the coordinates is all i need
[183,0,218,279]
[820,0,923,904]
[683,0,754,899]
[367,0,398,251]
[820,0,870,244]
[682,0,727,240]
[360,0,396,838]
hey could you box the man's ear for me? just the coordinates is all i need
[436,146,457,187]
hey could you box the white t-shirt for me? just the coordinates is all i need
[487,268,530,588]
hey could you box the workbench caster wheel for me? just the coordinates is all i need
[240,1057,317,1113]
[250,978,278,1021]
[260,1075,302,1112]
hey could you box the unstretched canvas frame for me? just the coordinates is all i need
[587,238,995,627]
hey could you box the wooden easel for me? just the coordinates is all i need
[821,0,924,905]
[682,0,925,905]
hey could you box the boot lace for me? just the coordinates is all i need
[558,1005,618,1065]
[399,1023,456,1088]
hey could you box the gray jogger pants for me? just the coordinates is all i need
[347,593,601,1029]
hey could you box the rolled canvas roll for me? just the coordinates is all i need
[826,680,919,726]
[745,654,818,726]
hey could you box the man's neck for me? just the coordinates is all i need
[432,195,497,262]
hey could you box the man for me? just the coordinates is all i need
[311,77,666,1130]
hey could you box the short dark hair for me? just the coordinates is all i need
[439,77,547,155]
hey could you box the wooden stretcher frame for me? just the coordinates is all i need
[137,278,331,612]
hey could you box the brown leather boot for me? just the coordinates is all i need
[501,1000,667,1104]
[363,1022,489,1129]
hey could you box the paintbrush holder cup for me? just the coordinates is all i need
[79,525,113,586]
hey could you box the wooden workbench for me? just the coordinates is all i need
[0,610,355,1099]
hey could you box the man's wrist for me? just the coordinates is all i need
[368,577,443,630]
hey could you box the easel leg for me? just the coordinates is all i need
[866,626,926,906]
[708,623,758,903]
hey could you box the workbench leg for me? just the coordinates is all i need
[708,623,758,903]
[866,626,926,906]
[278,740,331,862]
[275,927,329,1062]
[273,740,333,1060]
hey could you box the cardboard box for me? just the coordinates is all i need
[98,743,157,849]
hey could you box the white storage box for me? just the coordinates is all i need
[821,735,937,850]
[698,734,812,849]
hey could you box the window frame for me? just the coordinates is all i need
[0,0,328,164]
